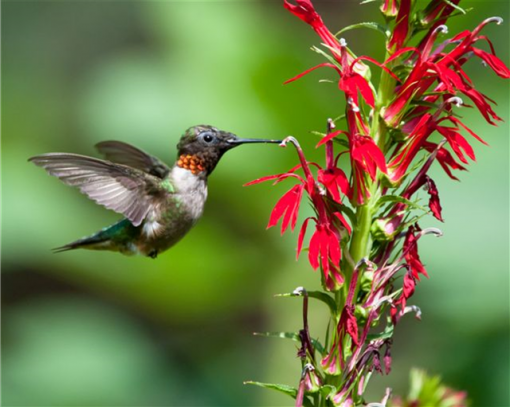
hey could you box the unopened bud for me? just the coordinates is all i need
[303,363,321,393]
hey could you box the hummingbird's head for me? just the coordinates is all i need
[176,125,281,175]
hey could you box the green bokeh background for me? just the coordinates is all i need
[2,1,508,406]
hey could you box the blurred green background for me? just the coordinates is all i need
[2,1,508,406]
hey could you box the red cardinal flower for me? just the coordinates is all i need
[247,137,350,288]
[385,18,510,128]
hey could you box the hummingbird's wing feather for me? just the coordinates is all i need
[29,153,167,227]
[95,141,170,179]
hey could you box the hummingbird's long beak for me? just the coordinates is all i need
[227,137,282,145]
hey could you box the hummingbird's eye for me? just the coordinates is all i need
[202,133,214,143]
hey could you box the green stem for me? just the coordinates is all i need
[373,51,396,150]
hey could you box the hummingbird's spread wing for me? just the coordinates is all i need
[95,141,170,179]
[29,153,168,227]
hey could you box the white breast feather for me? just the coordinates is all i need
[171,167,208,221]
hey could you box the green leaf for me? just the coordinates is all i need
[335,22,389,38]
[275,290,338,315]
[311,130,326,139]
[441,0,467,14]
[375,195,427,212]
[244,381,298,398]
[244,382,315,407]
[311,46,342,70]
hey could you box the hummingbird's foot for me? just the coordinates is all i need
[148,250,158,259]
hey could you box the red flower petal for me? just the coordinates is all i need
[389,0,411,50]
[268,184,304,234]
[403,226,428,279]
[471,47,510,78]
[308,227,321,270]
[425,176,443,222]
[284,62,340,85]
[316,130,348,147]
[297,217,314,259]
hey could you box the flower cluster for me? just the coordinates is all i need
[247,0,508,406]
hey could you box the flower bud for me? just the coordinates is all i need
[371,218,396,242]
[303,364,322,393]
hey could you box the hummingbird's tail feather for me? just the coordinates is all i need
[52,219,138,254]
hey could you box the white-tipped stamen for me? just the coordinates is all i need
[381,388,392,407]
[446,96,463,107]
[293,286,306,296]
[404,305,422,320]
[327,117,336,130]
[347,97,360,112]
[433,24,448,35]
[301,363,315,378]
[420,227,443,237]
[371,295,394,310]
[486,16,504,25]
[339,38,347,47]
[280,136,300,149]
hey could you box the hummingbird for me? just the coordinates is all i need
[29,125,281,258]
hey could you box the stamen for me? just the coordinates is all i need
[433,24,448,35]
[485,16,504,25]
[339,38,347,47]
[280,136,300,149]
[446,96,464,107]
[293,286,306,296]
[403,305,422,320]
[419,227,443,237]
